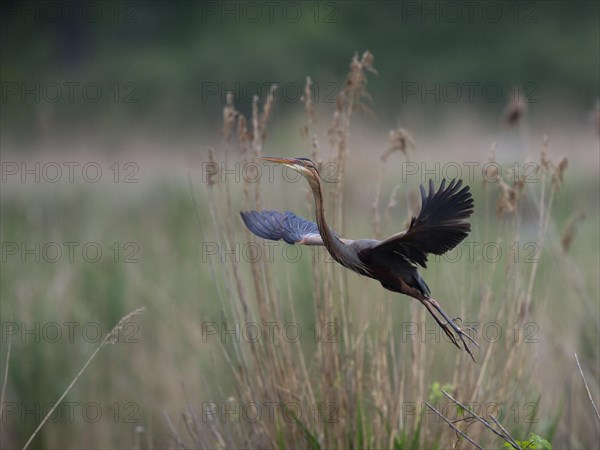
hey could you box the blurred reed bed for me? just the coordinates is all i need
[1,53,597,450]
[171,53,598,449]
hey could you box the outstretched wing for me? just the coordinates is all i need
[240,210,324,245]
[370,179,473,267]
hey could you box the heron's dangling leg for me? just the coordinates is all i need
[427,297,479,362]
[418,297,478,362]
[419,298,460,348]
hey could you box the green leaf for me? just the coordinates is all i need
[505,432,552,450]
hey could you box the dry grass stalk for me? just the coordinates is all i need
[328,50,377,232]
[425,403,486,450]
[521,139,565,317]
[441,390,523,449]
[180,52,580,449]
[106,307,146,344]
[372,127,415,238]
[0,315,12,418]
[382,127,416,162]
[574,353,600,423]
[22,308,145,450]
[497,177,525,216]
[552,156,568,187]
[561,211,586,253]
[222,92,237,145]
[204,148,218,187]
[495,148,527,217]
[301,76,316,138]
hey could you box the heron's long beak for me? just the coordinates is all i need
[258,156,298,167]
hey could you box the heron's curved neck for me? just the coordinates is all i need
[306,175,345,257]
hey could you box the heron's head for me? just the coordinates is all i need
[259,156,320,181]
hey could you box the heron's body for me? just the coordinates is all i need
[241,157,478,360]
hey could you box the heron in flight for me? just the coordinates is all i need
[240,157,478,360]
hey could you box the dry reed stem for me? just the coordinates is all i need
[301,76,316,135]
[441,390,522,450]
[574,353,600,423]
[233,85,315,446]
[184,51,578,449]
[523,140,563,317]
[425,403,485,450]
[561,211,586,253]
[372,127,414,238]
[0,318,12,417]
[219,93,251,324]
[22,307,145,450]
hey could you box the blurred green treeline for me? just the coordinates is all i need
[1,1,599,147]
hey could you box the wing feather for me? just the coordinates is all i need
[240,210,324,246]
[371,179,473,267]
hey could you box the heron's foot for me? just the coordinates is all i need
[444,318,479,362]
[446,317,478,346]
[425,299,479,363]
